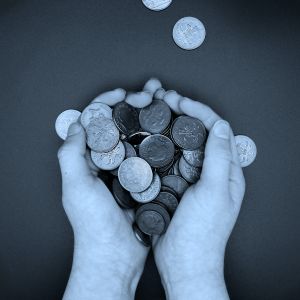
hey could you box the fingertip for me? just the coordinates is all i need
[143,78,162,94]
[163,90,183,114]
[125,91,152,108]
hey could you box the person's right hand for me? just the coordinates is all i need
[153,91,246,300]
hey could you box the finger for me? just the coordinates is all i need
[163,90,184,114]
[143,78,162,95]
[91,88,126,106]
[85,150,99,176]
[125,91,153,108]
[178,97,221,130]
[154,88,166,100]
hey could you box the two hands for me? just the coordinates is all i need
[57,79,245,300]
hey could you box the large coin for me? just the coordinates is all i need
[179,156,201,184]
[171,116,206,150]
[80,102,112,128]
[131,173,161,203]
[118,157,153,192]
[173,17,206,50]
[91,141,125,170]
[113,102,140,135]
[86,117,119,152]
[112,178,137,209]
[142,0,172,11]
[161,175,189,198]
[139,100,172,134]
[235,135,257,167]
[139,134,175,168]
[132,223,152,247]
[55,109,81,140]
[183,145,205,167]
[155,192,178,215]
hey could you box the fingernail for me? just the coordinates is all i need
[213,120,230,139]
[68,122,82,136]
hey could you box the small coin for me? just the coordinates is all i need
[171,116,207,150]
[235,135,257,167]
[55,109,81,140]
[173,17,206,50]
[86,117,119,152]
[80,102,112,128]
[118,157,153,192]
[155,192,178,215]
[161,175,189,198]
[179,156,201,184]
[131,173,161,203]
[112,178,137,209]
[160,185,178,197]
[132,223,152,247]
[113,102,140,135]
[139,100,172,134]
[183,145,205,168]
[142,0,172,11]
[139,134,175,168]
[127,131,152,146]
[91,141,125,170]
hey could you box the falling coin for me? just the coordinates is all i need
[183,145,205,168]
[55,109,81,140]
[132,223,152,247]
[179,156,201,184]
[235,135,257,167]
[161,175,189,198]
[112,178,137,209]
[142,0,172,11]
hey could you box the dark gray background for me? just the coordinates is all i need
[0,0,299,299]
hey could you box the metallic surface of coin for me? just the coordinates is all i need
[235,135,257,167]
[161,175,189,198]
[127,131,151,146]
[80,102,112,128]
[132,223,152,247]
[173,17,206,50]
[55,109,81,140]
[139,100,172,134]
[123,141,137,158]
[160,185,178,197]
[112,178,137,209]
[155,192,178,215]
[130,173,161,203]
[139,134,175,168]
[142,0,172,11]
[118,157,153,192]
[86,118,119,152]
[171,116,206,150]
[91,141,125,170]
[179,156,201,184]
[183,145,205,167]
[172,159,182,176]
[113,102,140,135]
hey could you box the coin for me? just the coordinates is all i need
[235,135,257,167]
[80,102,112,128]
[161,175,189,198]
[139,134,175,168]
[183,145,205,167]
[155,192,178,215]
[132,223,152,247]
[127,131,152,147]
[131,173,161,203]
[156,157,174,175]
[123,141,137,158]
[142,0,172,11]
[113,102,140,135]
[139,100,172,134]
[179,156,201,184]
[55,109,81,140]
[173,17,206,50]
[118,157,153,192]
[171,116,207,150]
[86,117,119,152]
[160,185,178,197]
[112,178,137,209]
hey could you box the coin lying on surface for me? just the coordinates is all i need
[142,0,172,11]
[55,109,81,140]
[235,135,257,167]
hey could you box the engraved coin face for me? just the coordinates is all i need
[161,175,189,198]
[139,100,172,134]
[86,117,119,152]
[235,135,257,167]
[173,17,206,50]
[132,223,152,247]
[183,145,205,167]
[118,157,153,192]
[179,156,201,184]
[112,178,137,209]
[91,141,125,170]
[155,192,178,215]
[55,109,81,140]
[131,173,161,203]
[171,116,207,150]
[80,102,112,128]
[142,0,172,11]
[139,134,175,168]
[113,102,140,135]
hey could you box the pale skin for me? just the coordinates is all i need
[57,78,245,300]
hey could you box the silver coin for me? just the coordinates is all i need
[91,141,125,170]
[155,192,178,215]
[118,157,153,192]
[235,135,257,167]
[161,175,189,198]
[172,159,181,176]
[183,145,205,168]
[179,156,201,184]
[132,223,152,247]
[127,131,151,146]
[173,17,206,50]
[86,117,119,152]
[142,0,172,11]
[131,173,161,203]
[55,109,81,140]
[80,102,112,128]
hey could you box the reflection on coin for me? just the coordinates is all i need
[80,102,112,128]
[55,109,81,140]
[113,102,140,135]
[86,118,119,152]
[127,131,152,146]
[139,100,172,134]
[112,178,137,209]
[161,175,189,198]
[142,0,172,11]
[155,192,178,215]
[183,145,205,167]
[173,17,206,50]
[235,135,257,167]
[132,223,152,247]
[139,134,175,168]
[179,156,201,184]
[91,141,125,170]
[118,157,153,192]
[131,173,161,203]
[171,116,206,150]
